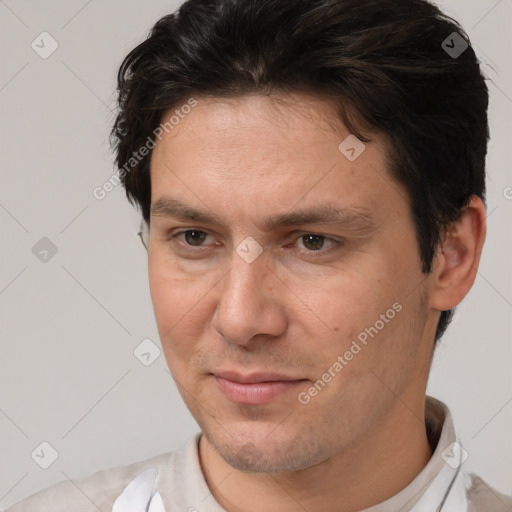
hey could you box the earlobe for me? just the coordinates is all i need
[430,196,487,312]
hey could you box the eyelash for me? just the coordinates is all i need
[170,229,343,256]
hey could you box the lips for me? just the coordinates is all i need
[213,370,307,405]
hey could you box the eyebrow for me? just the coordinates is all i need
[151,197,375,232]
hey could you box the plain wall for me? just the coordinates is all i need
[0,0,510,508]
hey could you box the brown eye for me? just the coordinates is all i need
[296,233,340,252]
[182,230,208,246]
[301,234,326,251]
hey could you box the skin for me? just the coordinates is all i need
[147,93,486,512]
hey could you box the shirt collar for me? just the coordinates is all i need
[363,396,469,512]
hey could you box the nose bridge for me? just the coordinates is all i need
[213,244,287,345]
[223,246,271,311]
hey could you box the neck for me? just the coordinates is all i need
[198,396,433,512]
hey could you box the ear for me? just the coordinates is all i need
[429,195,487,312]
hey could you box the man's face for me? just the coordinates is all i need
[148,94,437,472]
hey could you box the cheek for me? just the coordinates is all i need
[298,267,393,338]
[148,255,214,355]
[298,258,419,380]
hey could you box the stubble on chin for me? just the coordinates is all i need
[198,416,328,473]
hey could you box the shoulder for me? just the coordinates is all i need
[467,473,512,512]
[5,451,174,512]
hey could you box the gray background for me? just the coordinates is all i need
[0,0,510,508]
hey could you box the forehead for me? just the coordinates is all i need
[149,93,408,223]
[154,93,361,154]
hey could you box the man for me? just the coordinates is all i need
[7,0,511,510]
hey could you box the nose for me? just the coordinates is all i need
[212,246,288,347]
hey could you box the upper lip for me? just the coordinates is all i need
[214,370,305,384]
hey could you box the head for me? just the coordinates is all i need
[111,0,488,472]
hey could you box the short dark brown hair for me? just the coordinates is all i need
[111,0,489,341]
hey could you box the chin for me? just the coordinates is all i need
[205,425,324,473]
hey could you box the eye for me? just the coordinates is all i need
[294,234,341,252]
[173,229,214,247]
[170,229,342,255]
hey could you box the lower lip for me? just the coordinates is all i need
[215,376,306,405]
